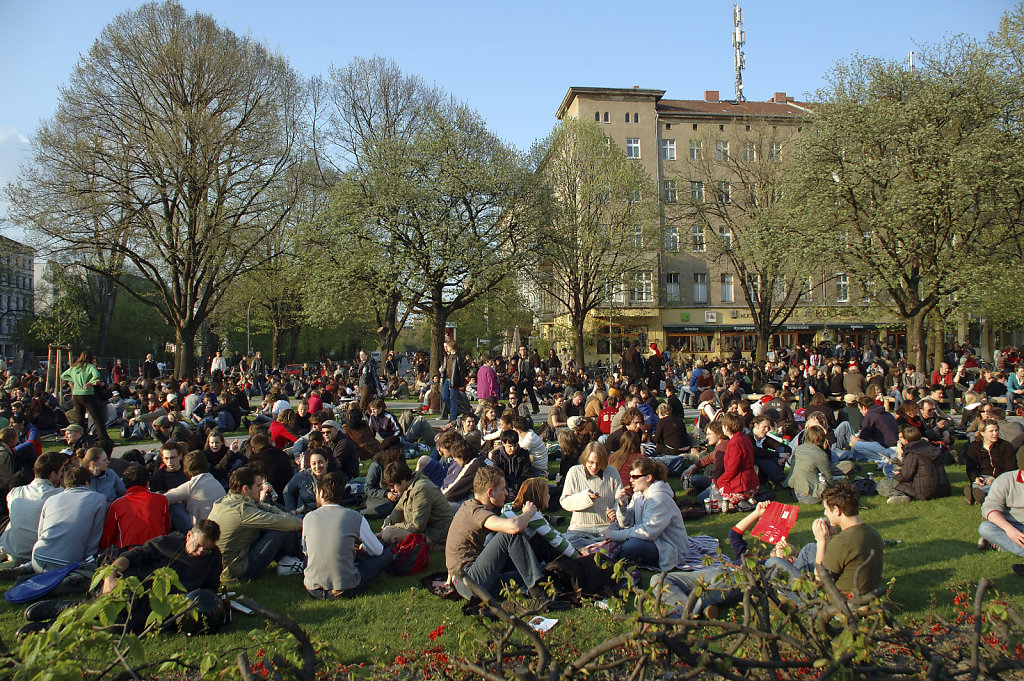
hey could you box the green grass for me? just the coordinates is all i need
[12,419,1024,667]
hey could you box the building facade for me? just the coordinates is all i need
[536,86,902,362]
[0,236,35,359]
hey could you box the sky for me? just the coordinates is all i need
[0,0,1015,240]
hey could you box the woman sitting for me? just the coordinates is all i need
[501,477,577,563]
[440,435,484,512]
[786,425,853,504]
[283,449,329,515]
[560,441,622,550]
[343,406,379,461]
[716,414,760,505]
[608,431,645,496]
[269,409,300,450]
[164,450,227,526]
[606,458,690,571]
[364,436,404,516]
[556,429,581,484]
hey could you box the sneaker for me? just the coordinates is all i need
[276,561,304,576]
[978,538,994,551]
[277,555,301,567]
[886,495,911,504]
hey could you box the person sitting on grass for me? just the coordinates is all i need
[302,472,393,599]
[32,467,107,575]
[500,477,577,563]
[282,449,330,516]
[0,452,65,568]
[605,458,690,572]
[876,426,950,504]
[965,419,1017,506]
[100,464,170,550]
[102,518,222,595]
[978,468,1024,556]
[765,480,884,598]
[163,450,227,527]
[512,417,547,476]
[445,466,545,602]
[786,426,855,505]
[560,442,622,550]
[207,466,303,581]
[441,435,485,513]
[82,447,125,504]
[380,461,452,549]
[489,430,533,496]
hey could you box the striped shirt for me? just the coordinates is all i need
[500,505,576,558]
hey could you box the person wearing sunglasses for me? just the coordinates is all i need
[604,457,690,571]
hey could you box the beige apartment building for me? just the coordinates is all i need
[535,86,903,362]
[0,235,35,359]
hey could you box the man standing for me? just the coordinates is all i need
[210,351,228,377]
[357,349,381,412]
[513,346,539,415]
[249,351,267,399]
[476,356,500,406]
[302,473,394,599]
[208,466,303,581]
[442,340,466,426]
[142,354,160,381]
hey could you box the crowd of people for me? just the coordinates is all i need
[0,334,1021,631]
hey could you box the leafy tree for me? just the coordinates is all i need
[678,122,815,361]
[27,264,86,349]
[5,1,309,378]
[326,99,547,376]
[789,36,1024,369]
[531,118,658,368]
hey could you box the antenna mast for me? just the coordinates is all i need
[732,4,746,101]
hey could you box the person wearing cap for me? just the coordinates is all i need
[152,414,191,444]
[837,394,864,433]
[319,420,354,480]
[59,423,89,457]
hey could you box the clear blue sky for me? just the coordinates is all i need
[0,0,1014,231]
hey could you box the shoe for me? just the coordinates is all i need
[978,538,994,551]
[276,561,304,576]
[24,599,76,622]
[736,501,755,513]
[0,562,34,580]
[16,622,49,638]
[973,488,987,505]
[1011,564,1024,577]
[886,495,911,504]
[964,485,976,505]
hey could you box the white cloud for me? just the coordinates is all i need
[0,126,31,242]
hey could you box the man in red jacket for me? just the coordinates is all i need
[101,465,171,549]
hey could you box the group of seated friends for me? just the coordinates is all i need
[2,367,1024,632]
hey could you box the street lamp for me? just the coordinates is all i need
[246,294,256,356]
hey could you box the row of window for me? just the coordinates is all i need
[621,271,853,306]
[0,293,30,311]
[0,274,32,289]
[604,137,784,164]
[596,112,641,124]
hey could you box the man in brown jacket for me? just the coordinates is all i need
[380,462,453,549]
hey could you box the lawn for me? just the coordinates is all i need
[6,414,1023,669]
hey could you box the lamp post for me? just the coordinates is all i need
[246,294,256,356]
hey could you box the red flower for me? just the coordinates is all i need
[429,625,446,641]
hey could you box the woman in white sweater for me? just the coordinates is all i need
[606,457,690,572]
[559,442,622,550]
[164,451,226,526]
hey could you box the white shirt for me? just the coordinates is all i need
[518,430,548,472]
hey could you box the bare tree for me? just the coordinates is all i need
[5,1,309,377]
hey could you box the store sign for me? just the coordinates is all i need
[680,312,690,322]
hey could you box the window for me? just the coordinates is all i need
[773,279,787,302]
[719,225,732,249]
[716,140,729,161]
[690,181,704,202]
[721,274,734,303]
[689,139,702,160]
[862,230,874,247]
[666,272,680,303]
[663,179,677,203]
[836,273,849,303]
[626,138,641,158]
[629,189,642,203]
[691,224,706,252]
[717,181,731,204]
[603,112,610,123]
[633,113,639,123]
[595,112,600,122]
[661,139,676,160]
[693,273,708,304]
[604,281,625,304]
[631,271,653,303]
[596,187,610,202]
[664,225,680,251]
[628,224,643,248]
[769,142,782,160]
[742,142,756,162]
[625,112,631,123]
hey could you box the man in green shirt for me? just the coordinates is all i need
[765,480,884,597]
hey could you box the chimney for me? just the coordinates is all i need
[773,92,787,103]
[633,85,639,90]
[704,90,719,102]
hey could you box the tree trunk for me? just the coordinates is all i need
[755,333,769,364]
[571,314,586,369]
[428,307,449,378]
[96,280,118,357]
[288,325,301,363]
[376,294,401,355]
[174,325,196,380]
[906,310,927,372]
[930,312,944,372]
[270,322,281,369]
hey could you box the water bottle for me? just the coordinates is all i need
[818,472,826,486]
[682,473,692,491]
[709,486,720,513]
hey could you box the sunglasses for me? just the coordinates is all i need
[629,473,649,480]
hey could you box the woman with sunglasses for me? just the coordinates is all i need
[605,457,690,571]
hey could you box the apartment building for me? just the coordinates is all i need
[0,235,35,358]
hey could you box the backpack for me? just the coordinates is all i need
[852,478,878,497]
[390,533,430,575]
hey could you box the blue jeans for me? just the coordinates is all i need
[620,538,660,567]
[978,518,1024,556]
[655,455,691,477]
[657,566,737,615]
[852,440,895,465]
[765,541,818,587]
[755,457,787,485]
[455,531,542,599]
[441,379,459,424]
[306,547,395,598]
[242,529,302,580]
[169,503,192,533]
